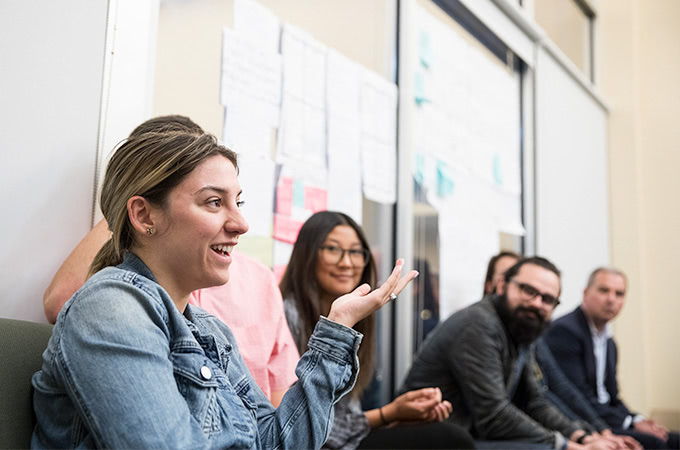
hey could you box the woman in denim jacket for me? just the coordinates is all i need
[31,130,416,449]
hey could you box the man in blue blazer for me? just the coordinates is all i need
[545,268,678,449]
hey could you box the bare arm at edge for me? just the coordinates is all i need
[43,219,111,323]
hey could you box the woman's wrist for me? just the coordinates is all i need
[378,406,387,426]
[381,402,396,424]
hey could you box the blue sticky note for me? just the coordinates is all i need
[414,71,429,105]
[415,153,425,185]
[293,179,305,208]
[493,154,503,185]
[419,31,433,68]
[436,161,455,197]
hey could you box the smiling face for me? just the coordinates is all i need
[315,225,365,299]
[149,155,248,296]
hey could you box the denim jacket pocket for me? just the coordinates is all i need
[172,349,223,435]
[172,348,257,446]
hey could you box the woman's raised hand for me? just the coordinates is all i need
[327,259,418,329]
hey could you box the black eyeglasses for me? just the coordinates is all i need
[319,245,370,267]
[509,279,560,307]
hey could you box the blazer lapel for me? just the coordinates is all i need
[576,308,597,390]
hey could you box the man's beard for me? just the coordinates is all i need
[498,294,550,345]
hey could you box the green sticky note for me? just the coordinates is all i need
[493,154,503,185]
[414,71,429,105]
[293,179,305,208]
[437,161,455,197]
[420,31,433,68]
[415,153,425,185]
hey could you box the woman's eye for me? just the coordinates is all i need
[207,198,222,208]
[236,200,245,208]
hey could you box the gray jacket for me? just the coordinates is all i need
[401,295,581,447]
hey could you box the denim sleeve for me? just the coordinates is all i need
[254,316,363,450]
[53,279,215,449]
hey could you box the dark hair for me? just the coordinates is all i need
[483,251,520,295]
[90,131,237,275]
[503,256,562,293]
[279,211,377,398]
[129,115,204,137]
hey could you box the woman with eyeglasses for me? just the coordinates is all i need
[280,211,475,449]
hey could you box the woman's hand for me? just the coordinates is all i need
[327,259,418,329]
[381,387,452,425]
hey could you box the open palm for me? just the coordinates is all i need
[328,259,419,329]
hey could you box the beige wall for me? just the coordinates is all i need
[599,0,680,420]
[534,0,590,75]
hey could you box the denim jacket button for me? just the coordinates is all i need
[200,366,212,380]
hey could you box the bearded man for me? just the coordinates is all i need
[401,257,613,449]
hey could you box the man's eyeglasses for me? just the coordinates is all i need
[509,279,560,307]
[319,245,369,267]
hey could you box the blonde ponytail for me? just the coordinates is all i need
[88,238,121,278]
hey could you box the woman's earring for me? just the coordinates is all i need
[146,227,155,235]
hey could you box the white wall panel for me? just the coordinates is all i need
[0,0,109,322]
[535,46,609,316]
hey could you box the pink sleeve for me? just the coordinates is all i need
[266,276,300,392]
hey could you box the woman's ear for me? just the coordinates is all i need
[127,196,158,236]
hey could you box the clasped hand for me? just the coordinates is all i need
[383,387,453,425]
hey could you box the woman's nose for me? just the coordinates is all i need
[227,210,249,235]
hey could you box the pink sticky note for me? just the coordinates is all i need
[273,214,304,244]
[304,186,328,213]
[276,176,294,215]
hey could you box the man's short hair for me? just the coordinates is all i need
[503,256,561,287]
[585,267,627,289]
[484,251,520,295]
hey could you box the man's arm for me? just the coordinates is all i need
[536,338,610,432]
[544,323,629,429]
[452,313,557,445]
[43,219,111,323]
[522,351,583,438]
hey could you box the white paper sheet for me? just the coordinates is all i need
[327,115,363,223]
[326,49,363,223]
[360,69,398,204]
[220,27,281,124]
[438,209,500,320]
[236,154,275,237]
[223,102,275,158]
[277,24,327,167]
[233,0,281,54]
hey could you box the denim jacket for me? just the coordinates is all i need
[32,253,362,449]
